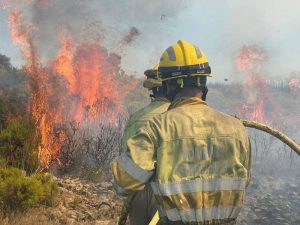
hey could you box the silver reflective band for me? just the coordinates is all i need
[116,153,154,183]
[151,178,246,196]
[164,206,241,222]
[112,181,129,196]
[157,205,167,217]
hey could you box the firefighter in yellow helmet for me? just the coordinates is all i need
[117,64,170,225]
[113,40,251,225]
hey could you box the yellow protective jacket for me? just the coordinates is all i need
[113,97,251,223]
[113,97,170,195]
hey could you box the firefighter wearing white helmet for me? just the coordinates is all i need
[118,64,170,225]
[113,40,251,225]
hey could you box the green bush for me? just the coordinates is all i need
[33,173,59,206]
[0,54,29,129]
[0,168,58,212]
[0,116,40,174]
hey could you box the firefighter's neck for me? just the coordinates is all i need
[154,93,166,98]
[174,87,203,100]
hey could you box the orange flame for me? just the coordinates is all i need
[236,45,267,122]
[52,36,125,122]
[3,1,33,58]
[236,45,266,71]
[3,1,137,169]
[288,72,300,94]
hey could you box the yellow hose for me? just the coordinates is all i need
[241,119,300,156]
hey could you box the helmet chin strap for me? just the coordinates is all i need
[201,85,208,101]
[166,85,181,101]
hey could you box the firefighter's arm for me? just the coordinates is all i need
[112,126,157,196]
[245,138,252,187]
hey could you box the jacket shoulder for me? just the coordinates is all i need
[206,107,249,139]
[149,105,248,141]
[128,101,169,124]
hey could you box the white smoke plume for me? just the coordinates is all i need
[2,0,300,79]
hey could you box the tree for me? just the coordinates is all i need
[0,54,12,73]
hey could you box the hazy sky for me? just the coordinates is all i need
[1,0,300,82]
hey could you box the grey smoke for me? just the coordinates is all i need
[22,0,196,70]
[3,0,300,79]
[29,0,99,63]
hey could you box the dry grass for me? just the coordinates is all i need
[0,207,117,225]
[0,207,60,225]
[0,173,123,225]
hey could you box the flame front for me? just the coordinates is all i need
[236,45,268,122]
[2,1,135,169]
[53,36,124,122]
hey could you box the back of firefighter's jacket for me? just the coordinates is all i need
[121,97,170,151]
[114,97,170,194]
[113,97,251,223]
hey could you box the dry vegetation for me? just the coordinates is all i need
[0,54,299,224]
[0,176,122,225]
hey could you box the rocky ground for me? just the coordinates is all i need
[1,172,299,225]
[51,176,123,225]
[238,174,300,225]
[0,176,123,225]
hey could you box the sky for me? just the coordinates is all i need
[1,0,300,82]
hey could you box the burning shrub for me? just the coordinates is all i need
[1,1,141,170]
[58,121,82,172]
[0,168,58,212]
[58,115,128,180]
[0,116,40,174]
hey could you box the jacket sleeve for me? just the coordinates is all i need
[112,124,157,196]
[245,138,252,187]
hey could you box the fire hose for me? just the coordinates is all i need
[118,119,300,225]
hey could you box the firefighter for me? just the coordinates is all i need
[113,40,252,225]
[117,65,170,225]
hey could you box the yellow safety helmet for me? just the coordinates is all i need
[158,39,212,81]
[143,64,162,89]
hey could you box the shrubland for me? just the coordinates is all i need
[0,168,58,212]
[0,55,58,216]
[0,53,299,224]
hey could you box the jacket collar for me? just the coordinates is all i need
[168,97,207,110]
[152,96,170,103]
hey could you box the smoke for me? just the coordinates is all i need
[2,0,300,78]
[211,0,300,81]
[90,0,197,73]
[288,72,300,94]
[121,27,140,47]
[1,0,198,73]
[1,0,142,167]
[234,45,266,122]
[90,0,192,24]
[235,45,267,72]
[104,0,300,78]
[28,0,100,63]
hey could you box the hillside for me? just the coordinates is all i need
[0,54,299,224]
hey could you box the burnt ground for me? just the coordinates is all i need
[0,172,299,225]
[238,176,300,225]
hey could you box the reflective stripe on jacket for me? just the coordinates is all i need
[113,97,170,195]
[113,97,251,223]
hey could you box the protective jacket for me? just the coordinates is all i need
[113,97,251,223]
[114,97,170,194]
